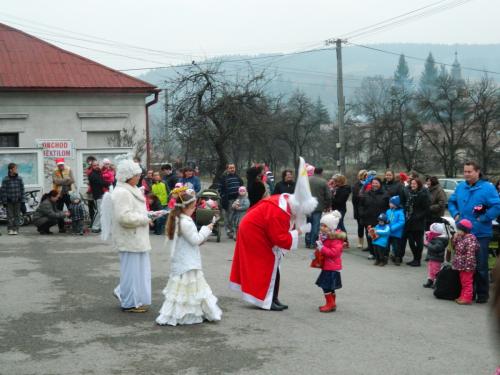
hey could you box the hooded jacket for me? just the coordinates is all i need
[448,179,500,238]
[386,207,405,239]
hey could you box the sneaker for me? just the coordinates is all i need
[13,230,18,235]
[8,230,14,235]
[367,254,375,260]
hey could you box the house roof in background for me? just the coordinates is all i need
[0,23,158,93]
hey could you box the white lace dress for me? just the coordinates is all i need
[156,214,222,326]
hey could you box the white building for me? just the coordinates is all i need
[0,23,159,191]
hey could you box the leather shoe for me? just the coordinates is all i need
[274,299,288,309]
[270,302,285,311]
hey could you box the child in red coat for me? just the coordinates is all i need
[315,210,345,312]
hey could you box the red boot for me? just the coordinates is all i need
[319,293,336,312]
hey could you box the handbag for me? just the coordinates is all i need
[433,264,461,300]
[310,249,325,269]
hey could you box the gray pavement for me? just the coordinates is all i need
[0,210,497,375]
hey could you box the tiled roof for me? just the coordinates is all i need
[0,23,158,93]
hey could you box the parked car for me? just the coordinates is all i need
[438,178,465,200]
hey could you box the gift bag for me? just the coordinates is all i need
[310,249,324,269]
[433,264,461,300]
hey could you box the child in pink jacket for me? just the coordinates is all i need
[315,210,345,312]
[452,219,480,305]
[101,159,116,192]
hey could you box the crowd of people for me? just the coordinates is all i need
[2,156,500,317]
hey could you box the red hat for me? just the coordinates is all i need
[456,219,473,233]
[55,158,65,165]
[399,172,409,182]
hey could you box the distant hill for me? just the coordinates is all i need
[139,43,500,121]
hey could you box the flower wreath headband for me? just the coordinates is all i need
[171,186,196,208]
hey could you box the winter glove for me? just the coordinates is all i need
[477,215,490,223]
[299,223,312,234]
[316,240,323,249]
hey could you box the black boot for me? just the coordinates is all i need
[274,298,288,309]
[394,257,402,266]
[379,256,388,267]
[407,259,421,267]
[423,279,434,288]
[270,302,285,311]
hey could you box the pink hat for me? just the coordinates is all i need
[238,186,247,193]
[55,158,65,165]
[456,219,473,233]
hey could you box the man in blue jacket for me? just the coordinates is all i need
[448,161,500,303]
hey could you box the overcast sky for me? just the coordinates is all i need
[1,0,497,71]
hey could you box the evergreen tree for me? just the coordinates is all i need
[419,53,439,92]
[394,54,412,90]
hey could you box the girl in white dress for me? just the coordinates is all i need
[156,187,222,326]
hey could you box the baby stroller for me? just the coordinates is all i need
[195,189,222,242]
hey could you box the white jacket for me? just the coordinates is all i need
[111,182,151,252]
[170,214,212,276]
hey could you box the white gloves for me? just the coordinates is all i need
[299,223,311,234]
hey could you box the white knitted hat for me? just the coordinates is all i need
[430,222,446,237]
[116,159,142,183]
[320,210,342,231]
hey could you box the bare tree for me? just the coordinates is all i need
[417,71,474,177]
[468,76,500,175]
[167,63,270,181]
[107,126,146,159]
[353,76,398,169]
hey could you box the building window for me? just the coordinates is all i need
[0,133,19,147]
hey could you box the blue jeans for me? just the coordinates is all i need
[389,237,403,258]
[475,237,491,300]
[305,211,322,247]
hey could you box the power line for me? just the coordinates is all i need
[332,0,473,42]
[346,0,474,41]
[345,41,500,76]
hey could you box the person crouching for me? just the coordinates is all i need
[423,223,448,288]
[315,211,345,313]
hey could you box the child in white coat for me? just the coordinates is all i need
[156,187,222,326]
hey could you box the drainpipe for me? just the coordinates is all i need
[145,90,160,170]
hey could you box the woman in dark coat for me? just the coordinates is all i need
[352,169,368,249]
[403,178,430,266]
[426,176,447,229]
[247,165,267,207]
[358,177,389,258]
[273,169,295,195]
[331,174,351,233]
[383,170,404,199]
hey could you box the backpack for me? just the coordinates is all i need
[433,264,461,300]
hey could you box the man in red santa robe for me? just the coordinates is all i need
[229,157,317,311]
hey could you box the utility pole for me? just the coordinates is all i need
[163,88,169,160]
[326,38,346,175]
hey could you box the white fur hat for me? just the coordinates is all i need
[116,159,142,183]
[320,210,342,231]
[429,222,447,237]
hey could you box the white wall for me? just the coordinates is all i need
[0,92,152,191]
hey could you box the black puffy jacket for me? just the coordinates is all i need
[404,188,430,231]
[359,188,389,226]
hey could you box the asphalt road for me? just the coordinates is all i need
[0,208,497,375]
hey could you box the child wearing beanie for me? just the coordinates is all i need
[386,196,405,265]
[422,223,448,288]
[315,211,345,312]
[452,219,480,305]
